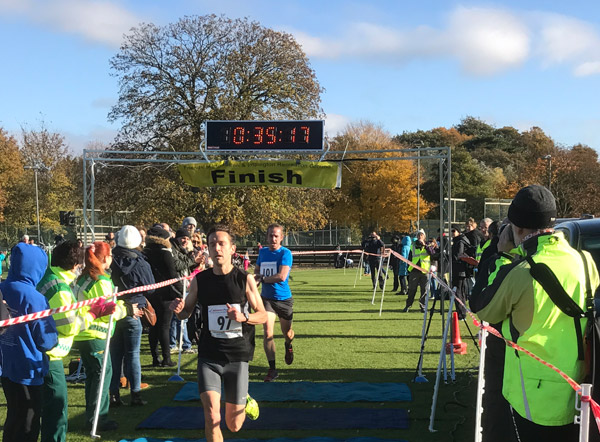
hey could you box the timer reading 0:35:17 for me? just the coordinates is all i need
[228,126,309,145]
[205,120,324,151]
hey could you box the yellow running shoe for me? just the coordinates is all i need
[245,395,259,420]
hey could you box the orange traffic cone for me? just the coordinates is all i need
[445,311,467,355]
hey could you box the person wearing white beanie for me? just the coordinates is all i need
[117,225,142,249]
[109,225,155,406]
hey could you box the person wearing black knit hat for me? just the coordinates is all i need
[507,184,556,229]
[470,185,600,442]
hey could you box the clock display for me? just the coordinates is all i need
[205,120,324,151]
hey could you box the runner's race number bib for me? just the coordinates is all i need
[208,304,242,339]
[261,261,277,277]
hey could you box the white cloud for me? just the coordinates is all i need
[295,6,529,75]
[535,14,600,64]
[64,126,118,155]
[294,5,600,77]
[574,62,600,77]
[531,12,600,76]
[294,30,344,58]
[324,113,350,138]
[447,7,530,75]
[0,0,143,47]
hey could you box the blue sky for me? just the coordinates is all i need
[1,0,600,153]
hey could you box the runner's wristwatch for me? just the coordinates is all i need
[243,312,250,322]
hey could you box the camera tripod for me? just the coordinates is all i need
[413,278,480,383]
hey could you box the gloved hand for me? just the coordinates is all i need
[88,297,117,319]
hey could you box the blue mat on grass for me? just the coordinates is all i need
[120,438,407,442]
[174,382,412,402]
[137,406,409,430]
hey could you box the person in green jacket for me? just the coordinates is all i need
[471,185,600,442]
[73,241,127,432]
[37,240,116,442]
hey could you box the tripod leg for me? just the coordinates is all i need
[462,317,480,352]
[413,295,438,381]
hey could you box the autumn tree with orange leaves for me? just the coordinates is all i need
[328,122,427,234]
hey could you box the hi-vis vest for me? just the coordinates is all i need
[501,234,594,426]
[37,266,94,360]
[74,274,127,341]
[476,239,491,262]
[410,244,431,273]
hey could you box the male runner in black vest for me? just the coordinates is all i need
[171,224,267,442]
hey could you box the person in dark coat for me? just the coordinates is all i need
[143,226,183,367]
[109,225,155,407]
[171,228,197,275]
[363,232,385,290]
[471,219,512,442]
[169,228,197,353]
[451,225,471,319]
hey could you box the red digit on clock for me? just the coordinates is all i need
[290,127,296,143]
[253,126,263,144]
[266,127,276,144]
[233,127,244,145]
[300,126,310,143]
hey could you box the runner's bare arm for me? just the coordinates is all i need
[170,277,198,320]
[239,274,267,325]
[263,265,290,284]
[253,263,262,283]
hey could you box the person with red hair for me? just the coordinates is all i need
[73,241,127,432]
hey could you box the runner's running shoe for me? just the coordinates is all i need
[264,368,279,382]
[245,395,259,420]
[284,341,294,365]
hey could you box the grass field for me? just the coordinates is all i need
[0,267,481,441]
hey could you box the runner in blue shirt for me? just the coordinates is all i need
[254,223,295,382]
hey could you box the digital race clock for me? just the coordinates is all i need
[205,120,324,151]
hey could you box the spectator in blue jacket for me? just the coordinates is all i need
[396,234,412,295]
[0,250,7,281]
[0,242,58,442]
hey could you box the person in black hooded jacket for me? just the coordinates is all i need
[451,225,471,319]
[143,226,183,367]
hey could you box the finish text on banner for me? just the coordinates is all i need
[178,160,341,189]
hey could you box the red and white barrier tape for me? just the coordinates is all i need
[0,269,201,329]
[247,249,389,257]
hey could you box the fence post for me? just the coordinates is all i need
[577,383,592,442]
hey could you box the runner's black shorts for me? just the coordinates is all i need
[261,297,294,321]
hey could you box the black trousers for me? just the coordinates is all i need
[149,299,174,362]
[452,276,469,319]
[480,327,512,442]
[368,257,384,289]
[391,261,399,291]
[1,377,43,442]
[405,271,428,310]
[509,405,578,442]
[399,275,408,294]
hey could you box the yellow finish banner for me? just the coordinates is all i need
[178,160,341,189]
